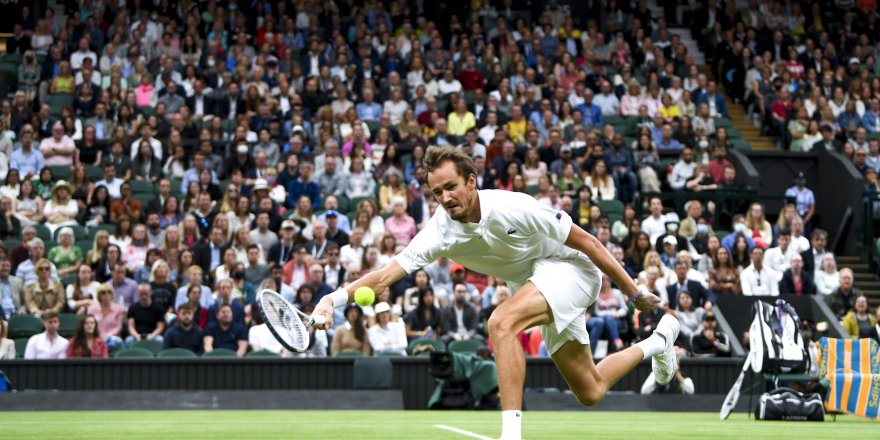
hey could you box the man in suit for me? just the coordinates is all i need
[267,220,300,268]
[439,283,483,344]
[300,39,327,77]
[473,154,495,190]
[694,81,728,118]
[85,101,115,141]
[800,228,828,275]
[213,82,244,120]
[186,79,215,119]
[812,125,842,152]
[0,256,24,316]
[779,254,815,295]
[666,260,716,311]
[193,226,230,287]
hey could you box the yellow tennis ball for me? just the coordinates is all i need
[354,286,375,306]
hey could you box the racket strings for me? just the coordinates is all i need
[261,293,309,351]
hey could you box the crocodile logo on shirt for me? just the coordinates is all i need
[507,229,516,235]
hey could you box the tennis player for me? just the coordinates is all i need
[313,146,680,440]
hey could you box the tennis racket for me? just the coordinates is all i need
[258,289,326,352]
[719,351,754,420]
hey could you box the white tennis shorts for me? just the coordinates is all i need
[527,255,602,355]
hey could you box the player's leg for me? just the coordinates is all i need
[486,282,552,440]
[486,282,553,410]
[550,339,644,406]
[550,315,681,406]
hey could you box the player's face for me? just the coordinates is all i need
[428,161,478,223]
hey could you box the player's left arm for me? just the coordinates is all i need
[564,225,661,312]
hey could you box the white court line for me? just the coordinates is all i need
[435,424,493,440]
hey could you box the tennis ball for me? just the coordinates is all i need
[354,286,375,306]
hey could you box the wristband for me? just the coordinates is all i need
[631,289,644,302]
[329,288,350,308]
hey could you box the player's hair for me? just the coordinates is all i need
[423,145,477,181]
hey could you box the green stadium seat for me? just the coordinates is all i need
[85,165,103,182]
[33,224,52,241]
[525,185,539,196]
[50,165,72,181]
[604,115,626,126]
[336,195,351,214]
[48,94,74,118]
[246,349,280,357]
[203,348,238,357]
[730,139,751,151]
[14,337,28,358]
[58,313,81,338]
[407,339,445,356]
[113,347,155,358]
[333,350,365,357]
[53,224,86,241]
[59,274,77,289]
[157,348,198,358]
[448,339,486,353]
[713,117,733,129]
[170,179,182,195]
[597,200,625,218]
[3,238,21,250]
[132,193,154,209]
[129,180,155,195]
[132,339,164,355]
[75,240,92,253]
[7,315,44,339]
[715,229,731,240]
[87,223,115,239]
[726,127,742,139]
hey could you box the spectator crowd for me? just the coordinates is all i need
[0,0,878,373]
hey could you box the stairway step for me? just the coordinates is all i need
[838,256,863,263]
[847,263,870,270]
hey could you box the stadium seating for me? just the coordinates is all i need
[407,339,445,356]
[58,314,81,339]
[113,347,155,358]
[203,348,238,358]
[14,338,28,358]
[333,350,365,357]
[246,350,279,358]
[156,348,198,359]
[131,339,163,355]
[7,315,43,339]
[447,339,486,354]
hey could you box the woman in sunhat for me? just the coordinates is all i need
[44,180,79,235]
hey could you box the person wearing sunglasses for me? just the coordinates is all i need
[23,258,65,315]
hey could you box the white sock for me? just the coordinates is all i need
[499,410,522,440]
[635,333,666,360]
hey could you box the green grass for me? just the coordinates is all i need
[0,410,875,439]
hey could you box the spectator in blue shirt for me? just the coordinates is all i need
[355,88,383,122]
[576,90,604,129]
[784,172,816,225]
[203,303,248,357]
[604,133,637,204]
[656,124,683,151]
[287,161,321,210]
[10,128,44,178]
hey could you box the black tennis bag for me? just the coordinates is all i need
[754,388,825,421]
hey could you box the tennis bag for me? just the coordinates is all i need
[754,387,825,421]
[749,299,809,374]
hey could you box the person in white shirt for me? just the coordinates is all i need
[312,146,676,440]
[764,229,795,274]
[24,311,68,359]
[641,196,669,246]
[339,227,366,271]
[789,217,810,254]
[366,302,407,355]
[740,247,781,296]
[593,80,621,115]
[668,147,697,191]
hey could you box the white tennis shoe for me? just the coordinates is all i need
[651,314,680,385]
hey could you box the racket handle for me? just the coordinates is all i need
[311,314,327,327]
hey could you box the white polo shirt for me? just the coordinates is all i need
[395,190,590,289]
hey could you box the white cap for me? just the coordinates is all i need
[663,235,678,246]
[252,179,269,191]
[374,302,391,314]
[237,144,249,154]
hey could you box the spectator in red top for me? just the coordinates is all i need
[784,49,804,79]
[65,314,109,358]
[771,87,792,133]
[706,145,734,183]
[456,55,485,92]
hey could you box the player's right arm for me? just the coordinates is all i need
[312,260,408,329]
